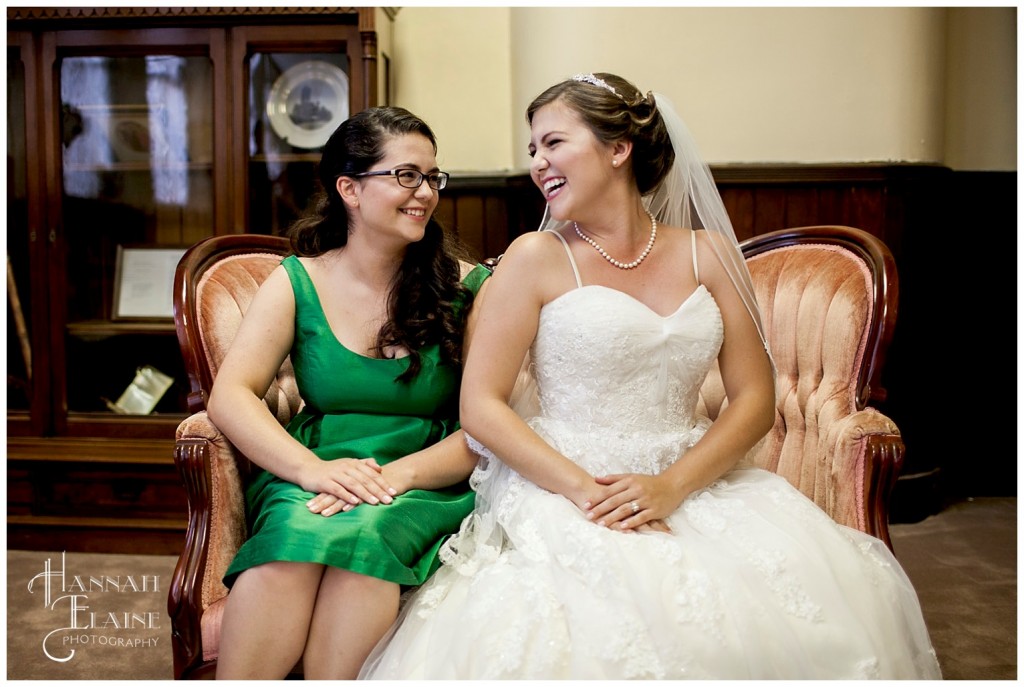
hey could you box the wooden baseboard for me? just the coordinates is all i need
[889,468,945,524]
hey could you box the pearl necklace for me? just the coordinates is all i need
[573,210,657,270]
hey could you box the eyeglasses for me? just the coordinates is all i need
[350,169,450,191]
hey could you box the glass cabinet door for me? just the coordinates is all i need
[53,38,217,435]
[247,50,350,235]
[233,24,364,235]
[7,41,37,428]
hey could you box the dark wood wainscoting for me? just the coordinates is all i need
[437,173,545,261]
[438,165,1018,522]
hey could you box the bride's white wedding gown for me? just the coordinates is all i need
[360,247,941,679]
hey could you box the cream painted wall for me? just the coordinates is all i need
[944,7,1017,171]
[375,8,394,106]
[391,7,1015,172]
[510,7,948,167]
[390,7,514,172]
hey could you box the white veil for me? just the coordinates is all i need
[536,92,773,365]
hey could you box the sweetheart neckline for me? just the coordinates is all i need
[543,283,711,320]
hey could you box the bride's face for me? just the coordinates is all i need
[528,100,614,222]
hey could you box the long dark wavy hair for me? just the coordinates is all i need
[288,106,473,382]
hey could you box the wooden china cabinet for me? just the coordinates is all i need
[7,7,389,552]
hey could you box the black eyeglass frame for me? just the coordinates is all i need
[349,169,450,190]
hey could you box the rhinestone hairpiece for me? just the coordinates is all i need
[571,73,620,98]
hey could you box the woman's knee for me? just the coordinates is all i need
[236,560,325,592]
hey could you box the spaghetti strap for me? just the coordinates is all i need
[690,230,700,283]
[547,230,583,288]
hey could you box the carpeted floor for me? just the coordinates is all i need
[5,496,1016,680]
[888,496,1017,681]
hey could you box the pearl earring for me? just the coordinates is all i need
[612,160,619,167]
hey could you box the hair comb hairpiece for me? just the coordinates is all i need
[571,73,621,98]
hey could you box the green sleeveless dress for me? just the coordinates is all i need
[223,256,491,588]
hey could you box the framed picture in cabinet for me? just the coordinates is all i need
[112,245,188,320]
[73,104,172,165]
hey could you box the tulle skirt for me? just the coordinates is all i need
[360,419,941,679]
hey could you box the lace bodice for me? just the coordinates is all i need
[532,284,723,433]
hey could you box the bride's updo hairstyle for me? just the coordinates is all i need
[526,72,675,195]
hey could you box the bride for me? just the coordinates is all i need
[359,72,942,679]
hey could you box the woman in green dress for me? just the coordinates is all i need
[206,106,491,679]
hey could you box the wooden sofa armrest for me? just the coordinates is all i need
[821,408,905,550]
[168,411,248,679]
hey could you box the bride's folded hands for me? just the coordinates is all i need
[585,472,685,529]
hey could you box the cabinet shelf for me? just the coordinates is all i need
[65,412,187,440]
[68,410,186,424]
[8,435,177,464]
[67,319,176,340]
[251,153,320,163]
[64,160,213,173]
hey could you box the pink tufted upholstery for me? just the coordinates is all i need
[697,225,904,548]
[193,253,301,427]
[168,234,297,679]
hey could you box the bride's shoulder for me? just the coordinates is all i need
[653,223,706,254]
[659,225,721,259]
[657,225,731,282]
[498,229,569,268]
[657,222,702,240]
